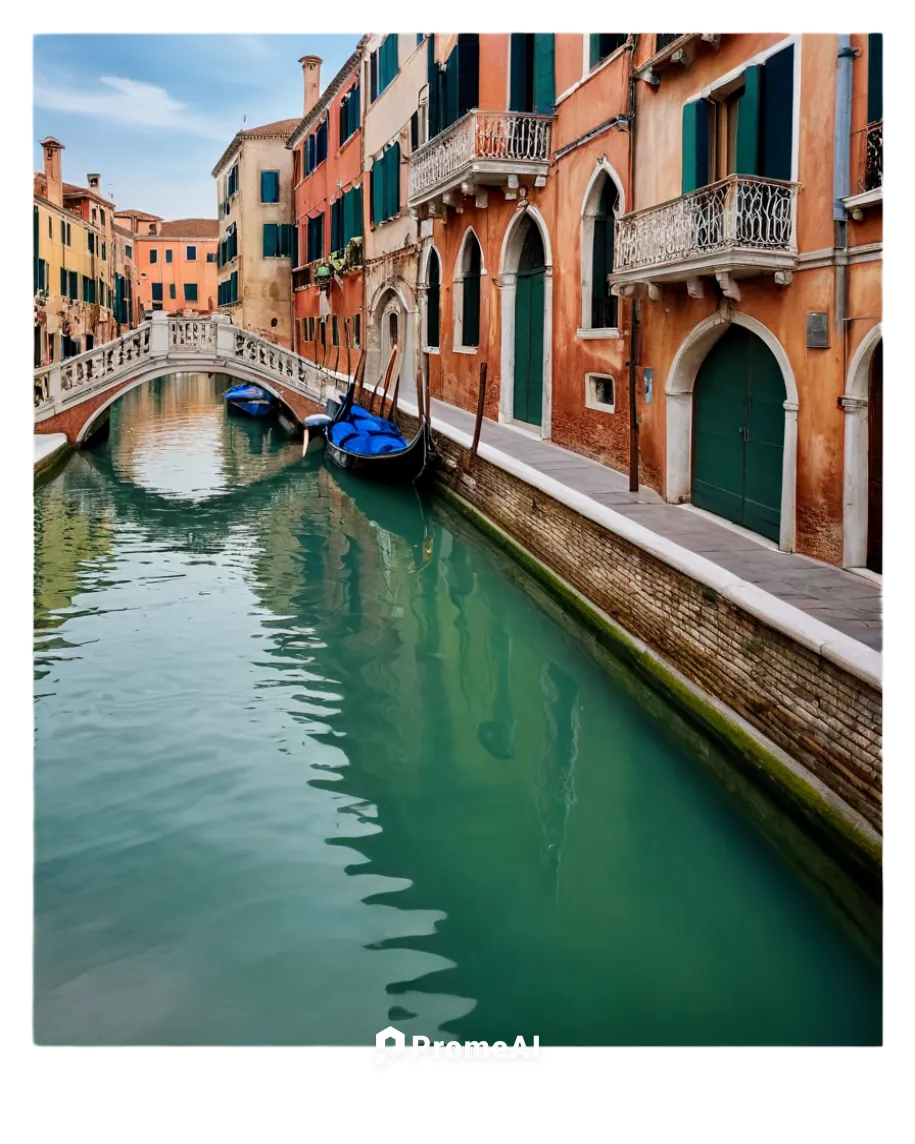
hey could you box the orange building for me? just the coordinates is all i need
[133,219,219,316]
[287,45,366,371]
[408,33,882,572]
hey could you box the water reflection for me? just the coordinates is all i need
[34,375,881,1046]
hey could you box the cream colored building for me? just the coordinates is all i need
[211,119,299,347]
[33,137,118,366]
[361,34,431,389]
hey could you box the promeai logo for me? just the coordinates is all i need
[375,1027,540,1067]
[375,1025,407,1066]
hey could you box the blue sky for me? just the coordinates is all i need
[33,34,361,220]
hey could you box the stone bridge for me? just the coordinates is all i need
[34,313,340,444]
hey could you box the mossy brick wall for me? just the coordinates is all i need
[403,411,883,833]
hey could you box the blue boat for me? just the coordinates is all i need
[224,383,275,419]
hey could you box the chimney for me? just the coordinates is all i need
[87,173,100,192]
[299,55,322,116]
[40,137,64,207]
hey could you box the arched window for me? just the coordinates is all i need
[426,248,441,350]
[460,233,482,347]
[591,177,618,329]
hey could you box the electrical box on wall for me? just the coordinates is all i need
[806,312,830,349]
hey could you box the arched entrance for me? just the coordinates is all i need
[841,322,882,570]
[513,220,546,426]
[365,279,417,398]
[692,326,786,543]
[499,205,553,437]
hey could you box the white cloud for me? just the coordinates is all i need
[33,74,229,141]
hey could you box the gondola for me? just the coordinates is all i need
[304,371,435,487]
[224,383,276,419]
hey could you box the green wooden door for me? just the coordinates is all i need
[692,327,785,542]
[513,224,545,426]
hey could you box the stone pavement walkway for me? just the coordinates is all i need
[428,399,883,651]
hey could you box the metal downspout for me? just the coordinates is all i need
[834,35,854,358]
[626,38,640,492]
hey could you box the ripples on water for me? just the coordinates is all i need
[33,374,882,1045]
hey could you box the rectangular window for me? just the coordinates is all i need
[509,33,552,114]
[309,316,316,341]
[100,208,106,225]
[88,232,95,254]
[316,119,328,165]
[371,144,401,225]
[331,199,343,254]
[332,315,339,346]
[125,244,133,259]
[165,249,173,263]
[206,252,216,263]
[48,216,52,238]
[169,283,176,299]
[102,241,107,261]
[589,34,627,68]
[585,373,616,413]
[184,283,198,301]
[354,313,361,347]
[186,245,197,261]
[150,249,158,264]
[307,214,325,262]
[261,170,280,203]
[228,164,239,197]
[81,275,96,303]
[320,319,326,349]
[152,283,163,301]
[68,270,78,300]
[339,83,361,146]
[868,33,883,124]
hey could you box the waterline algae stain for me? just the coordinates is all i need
[34,374,880,1046]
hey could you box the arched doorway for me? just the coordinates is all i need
[692,326,786,543]
[513,220,546,427]
[867,340,882,572]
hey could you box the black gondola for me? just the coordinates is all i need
[304,379,435,486]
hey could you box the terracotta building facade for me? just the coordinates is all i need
[401,32,882,572]
[287,45,366,372]
[132,219,219,316]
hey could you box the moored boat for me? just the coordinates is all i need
[224,383,276,419]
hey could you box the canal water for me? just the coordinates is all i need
[34,374,881,1046]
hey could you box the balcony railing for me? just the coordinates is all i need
[409,109,552,204]
[864,120,882,192]
[613,175,799,277]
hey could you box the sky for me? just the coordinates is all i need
[33,34,361,220]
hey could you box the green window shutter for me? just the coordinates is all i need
[427,252,440,348]
[371,159,382,224]
[152,282,163,302]
[427,36,440,138]
[589,34,602,68]
[353,185,363,238]
[444,47,460,128]
[388,142,400,219]
[60,267,67,295]
[370,50,378,101]
[760,45,794,181]
[457,34,479,117]
[735,64,762,176]
[352,83,361,130]
[169,283,176,299]
[509,34,529,112]
[867,34,882,123]
[331,200,341,252]
[533,33,555,113]
[342,190,354,247]
[261,171,268,200]
[681,99,711,193]
[231,271,238,302]
[263,223,278,257]
[102,241,107,260]
[184,283,198,301]
[69,271,78,299]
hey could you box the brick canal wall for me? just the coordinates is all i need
[398,409,882,839]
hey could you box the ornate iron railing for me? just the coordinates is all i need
[655,34,683,51]
[170,318,218,351]
[864,120,882,192]
[232,329,316,389]
[613,175,799,274]
[409,109,552,202]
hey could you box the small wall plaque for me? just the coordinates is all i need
[807,312,830,349]
[644,367,654,404]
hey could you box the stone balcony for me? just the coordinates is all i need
[610,174,800,301]
[408,109,552,217]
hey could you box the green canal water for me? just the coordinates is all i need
[34,374,881,1046]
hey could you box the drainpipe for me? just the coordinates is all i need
[626,38,640,492]
[834,36,854,360]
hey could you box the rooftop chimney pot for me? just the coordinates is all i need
[298,55,322,117]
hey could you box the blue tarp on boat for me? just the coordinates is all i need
[327,405,409,455]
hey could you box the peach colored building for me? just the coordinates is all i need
[287,44,366,371]
[409,33,882,572]
[133,219,219,316]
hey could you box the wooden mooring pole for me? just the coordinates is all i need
[471,363,487,460]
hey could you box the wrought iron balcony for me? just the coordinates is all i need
[610,175,800,294]
[409,109,552,213]
[864,120,882,192]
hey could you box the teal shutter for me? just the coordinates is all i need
[427,251,440,348]
[69,270,78,299]
[681,100,710,193]
[760,45,794,181]
[462,238,481,346]
[342,190,354,246]
[735,64,762,175]
[60,267,66,295]
[427,36,440,138]
[589,34,601,68]
[371,159,382,224]
[533,33,555,113]
[509,34,528,111]
[867,34,882,123]
[263,223,278,257]
[353,185,363,238]
[444,47,460,128]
